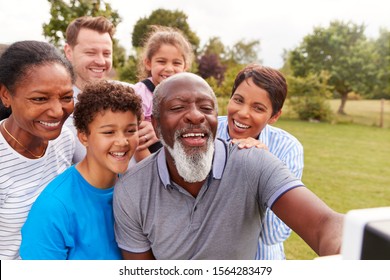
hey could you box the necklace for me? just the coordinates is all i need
[1,121,46,158]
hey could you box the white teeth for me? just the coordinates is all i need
[182,133,204,138]
[91,69,104,73]
[39,121,60,127]
[234,120,250,129]
[111,152,126,157]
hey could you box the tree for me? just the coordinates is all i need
[226,39,262,65]
[197,53,226,85]
[43,0,124,68]
[200,37,227,59]
[197,37,262,93]
[197,37,227,85]
[371,28,390,99]
[288,21,375,114]
[117,55,138,83]
[131,8,200,52]
[43,0,121,47]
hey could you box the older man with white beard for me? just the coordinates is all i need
[113,72,344,260]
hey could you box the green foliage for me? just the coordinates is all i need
[117,55,138,83]
[43,0,124,69]
[371,28,390,99]
[208,63,243,100]
[287,20,376,114]
[198,36,262,98]
[43,0,121,47]
[226,39,262,65]
[131,8,200,51]
[286,72,333,121]
[200,37,227,58]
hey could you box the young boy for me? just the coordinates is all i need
[20,80,143,260]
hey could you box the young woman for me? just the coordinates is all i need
[217,64,304,259]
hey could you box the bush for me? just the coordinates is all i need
[289,96,333,122]
[287,72,334,122]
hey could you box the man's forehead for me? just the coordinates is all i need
[164,78,212,95]
[165,92,214,103]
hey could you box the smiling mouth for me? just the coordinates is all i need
[233,119,250,129]
[39,121,61,127]
[179,131,208,147]
[110,152,127,157]
[109,151,127,158]
[182,132,205,138]
[90,68,105,73]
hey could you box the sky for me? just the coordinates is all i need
[0,0,389,68]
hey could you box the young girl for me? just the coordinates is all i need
[133,25,194,122]
[20,81,143,259]
[132,26,194,154]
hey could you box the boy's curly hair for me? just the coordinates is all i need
[74,80,143,134]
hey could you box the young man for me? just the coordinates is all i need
[63,16,156,163]
[113,72,344,260]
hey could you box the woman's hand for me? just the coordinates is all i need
[232,137,268,150]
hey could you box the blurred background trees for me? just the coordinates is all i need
[42,0,389,122]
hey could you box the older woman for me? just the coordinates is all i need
[0,40,76,259]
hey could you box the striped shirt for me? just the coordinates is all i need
[0,122,75,259]
[217,116,304,259]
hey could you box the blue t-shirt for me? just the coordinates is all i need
[20,165,121,260]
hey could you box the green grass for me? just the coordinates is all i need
[328,99,390,128]
[273,120,390,259]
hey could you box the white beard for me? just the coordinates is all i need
[159,129,214,183]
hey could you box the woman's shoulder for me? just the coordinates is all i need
[265,124,302,147]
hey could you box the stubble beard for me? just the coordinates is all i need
[159,128,215,183]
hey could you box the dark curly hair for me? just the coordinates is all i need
[73,80,143,134]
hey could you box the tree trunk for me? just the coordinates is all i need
[337,92,348,115]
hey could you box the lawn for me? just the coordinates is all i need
[328,99,390,128]
[273,119,390,259]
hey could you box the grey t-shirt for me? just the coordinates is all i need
[113,139,303,259]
